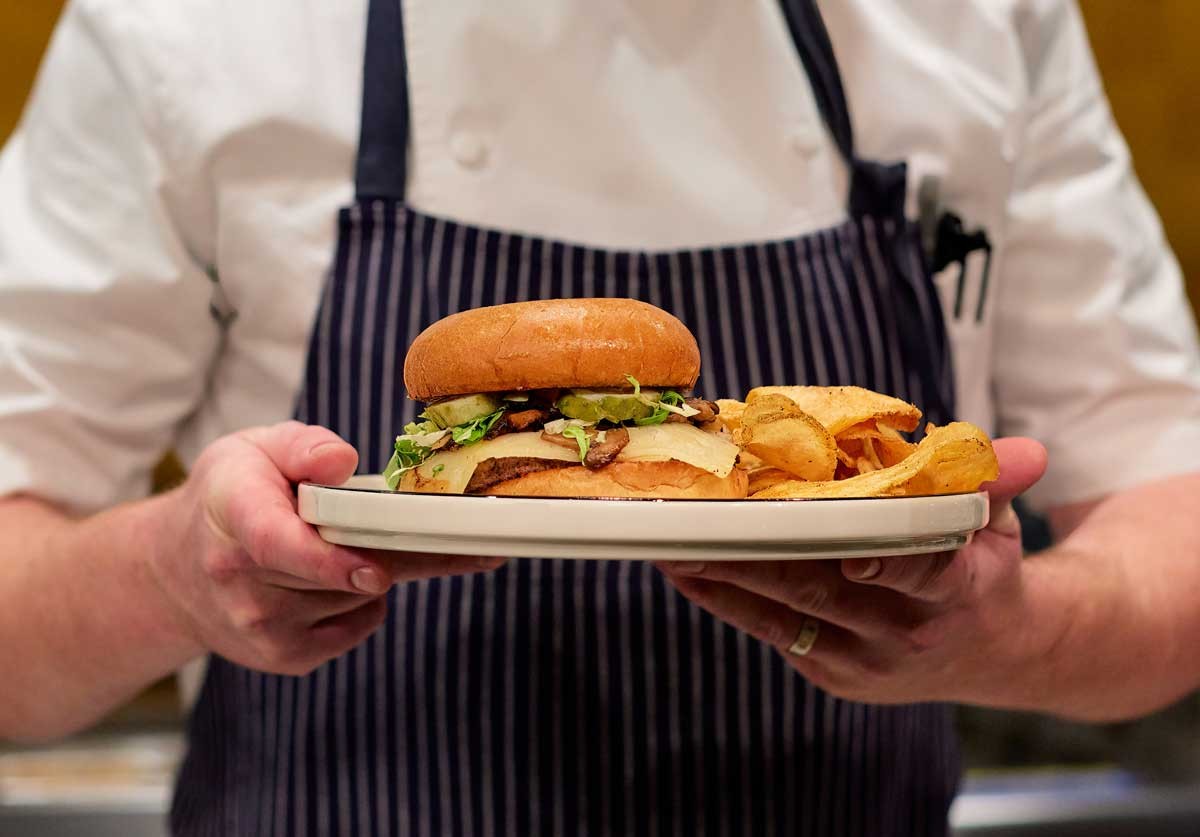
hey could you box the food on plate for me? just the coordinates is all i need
[746,466,794,495]
[698,398,747,437]
[735,393,838,482]
[382,297,996,501]
[746,385,921,436]
[385,298,747,498]
[833,421,918,478]
[718,385,997,497]
[751,421,999,499]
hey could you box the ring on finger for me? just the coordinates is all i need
[787,616,821,657]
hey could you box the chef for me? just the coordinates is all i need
[2,1,1200,835]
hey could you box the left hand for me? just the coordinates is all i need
[656,437,1049,705]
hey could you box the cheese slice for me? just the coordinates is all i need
[407,432,579,494]
[618,423,738,477]
[406,423,739,494]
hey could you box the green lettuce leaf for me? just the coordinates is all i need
[562,424,590,461]
[383,435,434,490]
[450,408,506,446]
[634,390,686,426]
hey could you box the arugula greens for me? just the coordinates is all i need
[625,373,698,425]
[562,424,591,461]
[383,410,503,490]
[635,390,686,426]
[450,408,506,445]
[383,437,433,489]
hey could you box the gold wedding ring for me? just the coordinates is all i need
[787,617,820,657]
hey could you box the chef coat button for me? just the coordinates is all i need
[790,127,824,157]
[450,132,488,169]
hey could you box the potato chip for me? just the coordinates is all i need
[863,437,884,471]
[746,466,793,495]
[735,393,838,481]
[752,422,998,499]
[747,386,921,436]
[835,444,856,468]
[736,449,767,470]
[836,420,916,469]
[700,398,744,436]
[875,436,915,468]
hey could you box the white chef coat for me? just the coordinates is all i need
[1,0,1198,515]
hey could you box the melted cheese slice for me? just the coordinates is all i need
[406,424,739,494]
[617,423,738,477]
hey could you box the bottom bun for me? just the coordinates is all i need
[481,460,749,499]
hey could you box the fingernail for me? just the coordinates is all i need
[477,556,507,569]
[850,558,882,580]
[351,567,388,595]
[667,561,706,575]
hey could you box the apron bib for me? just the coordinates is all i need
[173,2,959,835]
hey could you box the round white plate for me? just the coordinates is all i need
[298,475,989,561]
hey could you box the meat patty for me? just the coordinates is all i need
[505,408,550,432]
[464,456,575,494]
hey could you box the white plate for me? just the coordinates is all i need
[298,475,989,561]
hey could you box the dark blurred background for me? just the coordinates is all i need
[1,2,1198,835]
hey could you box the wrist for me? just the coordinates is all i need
[132,489,207,665]
[973,545,1140,721]
[945,549,1080,712]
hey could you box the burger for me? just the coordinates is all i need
[384,298,748,499]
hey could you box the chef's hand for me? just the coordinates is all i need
[149,421,504,676]
[656,438,1047,705]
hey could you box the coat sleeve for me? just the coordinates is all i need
[992,0,1200,511]
[0,0,220,514]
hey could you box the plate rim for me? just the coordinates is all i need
[300,478,984,505]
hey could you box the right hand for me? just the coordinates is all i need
[148,421,503,676]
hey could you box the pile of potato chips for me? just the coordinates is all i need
[707,386,999,499]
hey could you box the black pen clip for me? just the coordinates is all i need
[918,177,992,323]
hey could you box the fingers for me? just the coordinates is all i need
[236,594,390,677]
[255,587,385,622]
[224,492,392,593]
[984,437,1047,507]
[840,551,967,602]
[256,552,507,592]
[377,552,509,583]
[308,596,390,660]
[665,574,859,667]
[240,421,359,486]
[656,560,899,636]
[216,424,505,593]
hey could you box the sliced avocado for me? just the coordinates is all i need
[556,390,658,423]
[422,393,503,429]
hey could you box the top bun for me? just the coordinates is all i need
[404,298,701,401]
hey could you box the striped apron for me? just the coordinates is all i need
[173,1,960,834]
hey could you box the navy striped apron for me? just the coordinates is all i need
[173,1,960,834]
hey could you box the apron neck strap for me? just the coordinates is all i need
[354,0,859,200]
[776,0,856,165]
[355,0,410,200]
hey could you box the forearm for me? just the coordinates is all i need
[990,473,1200,721]
[0,493,201,742]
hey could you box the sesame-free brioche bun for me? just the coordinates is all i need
[403,298,701,401]
[478,461,748,500]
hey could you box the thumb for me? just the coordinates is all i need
[985,437,1048,503]
[982,437,1047,533]
[240,421,360,486]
